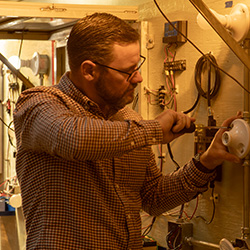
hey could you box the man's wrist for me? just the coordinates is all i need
[193,152,214,173]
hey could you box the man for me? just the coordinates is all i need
[14,13,241,249]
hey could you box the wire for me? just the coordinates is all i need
[0,116,14,131]
[142,216,156,236]
[183,93,200,114]
[195,53,221,103]
[8,121,16,148]
[144,86,159,105]
[163,44,178,110]
[158,144,164,172]
[166,225,182,249]
[196,182,216,224]
[167,143,181,170]
[153,0,250,95]
[178,203,184,219]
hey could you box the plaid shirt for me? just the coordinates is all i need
[14,73,215,250]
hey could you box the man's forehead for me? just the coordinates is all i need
[111,42,140,63]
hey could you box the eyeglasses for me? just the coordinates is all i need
[94,55,146,82]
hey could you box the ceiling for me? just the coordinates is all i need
[0,1,138,40]
[0,16,78,40]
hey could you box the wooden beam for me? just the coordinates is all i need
[189,0,250,71]
[0,1,138,20]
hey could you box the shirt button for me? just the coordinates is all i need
[131,141,135,146]
[115,184,119,189]
[127,214,131,219]
[152,138,156,143]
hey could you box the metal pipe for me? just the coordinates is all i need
[242,112,250,239]
[242,156,250,239]
[185,237,220,249]
[243,40,250,112]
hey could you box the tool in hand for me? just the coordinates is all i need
[179,123,230,134]
[198,126,230,130]
[179,122,196,134]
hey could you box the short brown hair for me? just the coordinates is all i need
[67,12,140,72]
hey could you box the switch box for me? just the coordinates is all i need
[163,20,187,44]
[167,220,193,250]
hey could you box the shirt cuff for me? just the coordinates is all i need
[192,157,215,173]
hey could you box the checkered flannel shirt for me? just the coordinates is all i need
[13,72,216,250]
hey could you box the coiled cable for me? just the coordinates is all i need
[195,53,221,106]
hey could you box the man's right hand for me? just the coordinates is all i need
[155,109,196,144]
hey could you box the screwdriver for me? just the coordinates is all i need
[178,122,196,134]
[179,123,230,134]
[197,126,230,130]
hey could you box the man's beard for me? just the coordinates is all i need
[95,73,136,110]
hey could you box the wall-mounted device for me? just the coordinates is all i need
[163,20,187,43]
[9,52,50,76]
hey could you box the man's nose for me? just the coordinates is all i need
[130,71,143,84]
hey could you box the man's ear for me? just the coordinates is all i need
[80,60,98,81]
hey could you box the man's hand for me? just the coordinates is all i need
[200,112,243,170]
[155,109,196,144]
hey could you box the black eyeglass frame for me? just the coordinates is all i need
[93,55,146,81]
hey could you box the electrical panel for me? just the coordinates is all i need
[167,220,193,250]
[163,20,187,44]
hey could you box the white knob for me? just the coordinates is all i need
[222,119,250,159]
[9,194,22,208]
[219,238,234,250]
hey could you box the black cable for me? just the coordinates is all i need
[7,121,16,148]
[0,117,14,131]
[178,203,184,219]
[195,53,221,102]
[158,144,164,172]
[183,53,219,114]
[183,93,200,114]
[14,32,24,83]
[196,182,216,225]
[207,58,212,107]
[167,143,180,170]
[142,216,156,236]
[153,0,250,95]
